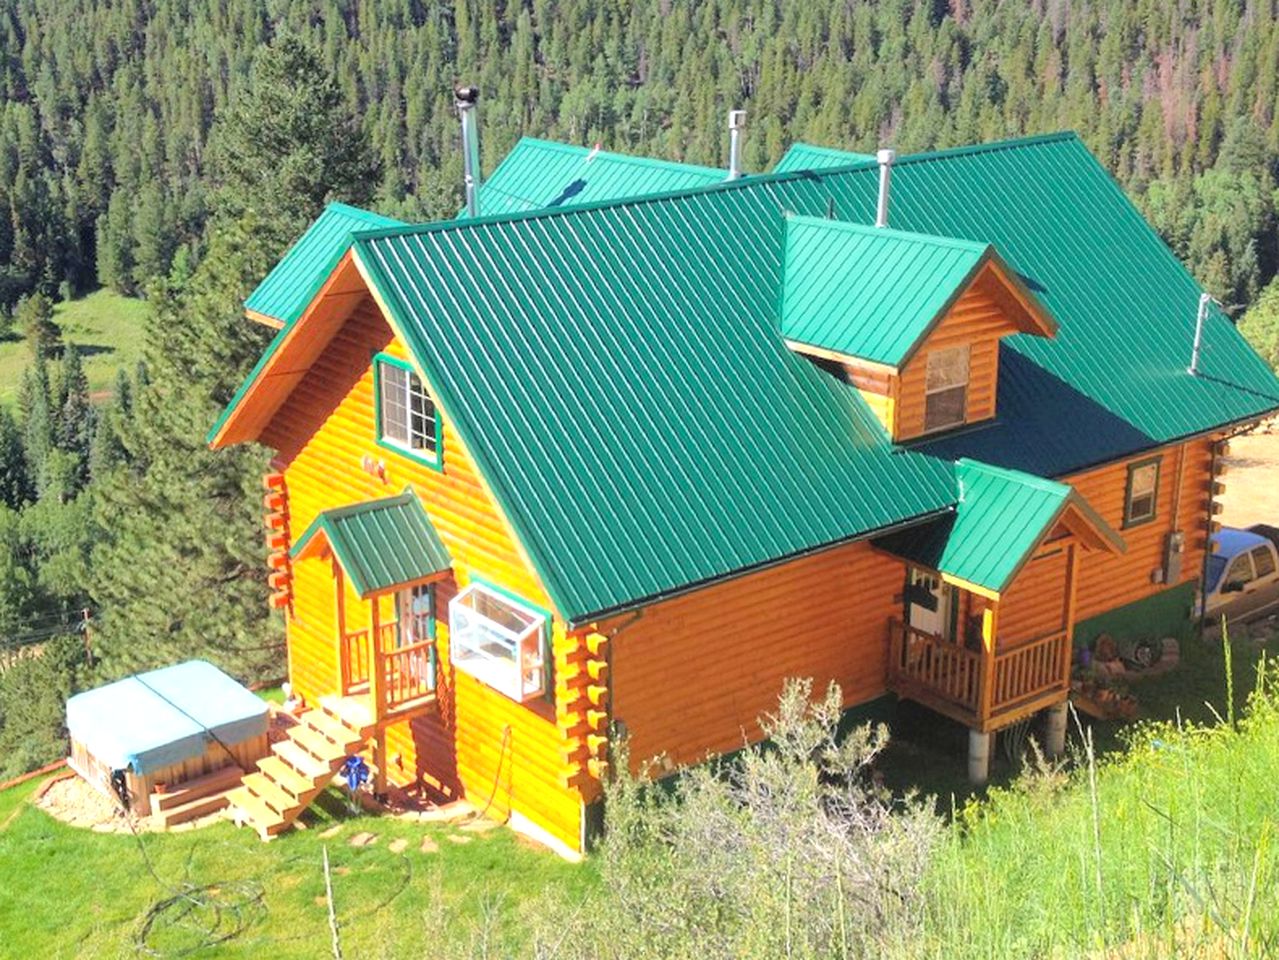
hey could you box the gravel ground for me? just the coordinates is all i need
[35,774,225,833]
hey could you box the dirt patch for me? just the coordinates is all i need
[35,774,225,833]
[1219,418,1279,528]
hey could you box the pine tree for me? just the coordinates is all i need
[0,407,32,509]
[18,354,53,498]
[55,344,92,495]
[14,293,61,357]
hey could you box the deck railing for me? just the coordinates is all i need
[991,630,1069,708]
[341,628,371,692]
[888,619,1070,725]
[889,619,983,713]
[382,638,437,711]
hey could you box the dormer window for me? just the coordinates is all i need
[924,346,970,433]
[375,354,441,467]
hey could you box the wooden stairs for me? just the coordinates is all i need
[150,764,244,827]
[227,697,375,840]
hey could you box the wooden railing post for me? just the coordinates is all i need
[1060,542,1080,688]
[978,605,998,723]
[369,599,385,721]
[334,561,348,694]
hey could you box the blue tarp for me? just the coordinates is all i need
[65,660,268,775]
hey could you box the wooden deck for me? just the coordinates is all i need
[887,619,1070,732]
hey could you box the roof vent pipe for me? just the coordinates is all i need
[875,148,896,227]
[456,85,482,218]
[727,110,746,180]
[1188,291,1221,376]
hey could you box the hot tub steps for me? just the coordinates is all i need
[227,699,371,840]
[150,764,246,827]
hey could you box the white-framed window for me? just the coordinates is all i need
[923,345,970,433]
[376,356,439,464]
[449,583,547,702]
[1123,457,1160,527]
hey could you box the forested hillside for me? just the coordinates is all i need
[2,0,1279,775]
[1,0,1278,311]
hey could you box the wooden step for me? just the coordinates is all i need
[290,723,356,763]
[242,772,304,819]
[257,755,318,799]
[152,765,244,812]
[302,708,365,750]
[272,739,338,780]
[152,788,232,827]
[226,787,289,838]
[320,696,376,735]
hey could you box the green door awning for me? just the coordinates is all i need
[875,459,1124,598]
[291,489,452,598]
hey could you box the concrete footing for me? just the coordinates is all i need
[1043,701,1069,757]
[967,729,993,784]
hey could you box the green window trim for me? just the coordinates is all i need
[1122,455,1162,529]
[373,352,444,472]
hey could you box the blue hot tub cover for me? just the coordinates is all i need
[65,660,268,775]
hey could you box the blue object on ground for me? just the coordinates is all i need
[65,660,268,775]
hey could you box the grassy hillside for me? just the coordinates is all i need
[0,290,146,406]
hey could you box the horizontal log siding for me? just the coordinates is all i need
[1066,438,1214,623]
[608,540,905,769]
[262,297,582,851]
[896,282,1018,441]
[996,546,1069,647]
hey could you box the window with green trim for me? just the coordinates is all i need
[1123,457,1160,527]
[376,356,440,465]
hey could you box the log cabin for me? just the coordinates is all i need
[208,98,1279,856]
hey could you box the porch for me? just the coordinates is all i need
[887,620,1070,733]
[875,459,1127,780]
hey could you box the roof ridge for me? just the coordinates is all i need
[352,132,1083,246]
[786,214,991,254]
[505,135,726,178]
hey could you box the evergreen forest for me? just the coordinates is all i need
[2,0,1279,775]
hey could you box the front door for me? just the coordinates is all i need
[397,583,435,646]
[907,567,953,640]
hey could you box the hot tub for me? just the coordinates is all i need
[66,660,269,817]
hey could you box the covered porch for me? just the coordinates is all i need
[291,489,450,736]
[876,459,1125,780]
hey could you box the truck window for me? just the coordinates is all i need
[1251,546,1276,579]
[1206,554,1227,592]
[1224,552,1255,588]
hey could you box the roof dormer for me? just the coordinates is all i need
[780,216,1056,442]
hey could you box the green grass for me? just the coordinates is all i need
[0,783,597,958]
[0,289,147,406]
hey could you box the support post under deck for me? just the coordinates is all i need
[967,729,992,784]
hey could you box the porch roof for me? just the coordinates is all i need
[875,459,1124,597]
[291,489,451,598]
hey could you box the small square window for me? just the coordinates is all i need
[1123,458,1160,527]
[923,345,970,433]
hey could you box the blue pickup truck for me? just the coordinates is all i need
[1202,525,1279,623]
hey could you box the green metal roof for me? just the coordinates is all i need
[291,489,451,598]
[760,134,1279,476]
[472,137,726,217]
[874,459,1121,595]
[352,192,956,623]
[218,131,1279,621]
[780,216,991,365]
[774,143,875,173]
[244,203,404,326]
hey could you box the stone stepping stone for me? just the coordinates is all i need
[349,831,378,847]
[446,834,472,845]
[388,838,408,854]
[318,824,343,839]
[459,818,497,833]
[419,836,438,854]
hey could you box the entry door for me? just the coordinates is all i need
[907,568,953,640]
[397,583,435,646]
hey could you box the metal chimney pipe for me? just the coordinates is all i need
[456,86,482,218]
[1188,292,1218,376]
[876,148,896,227]
[727,110,746,180]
